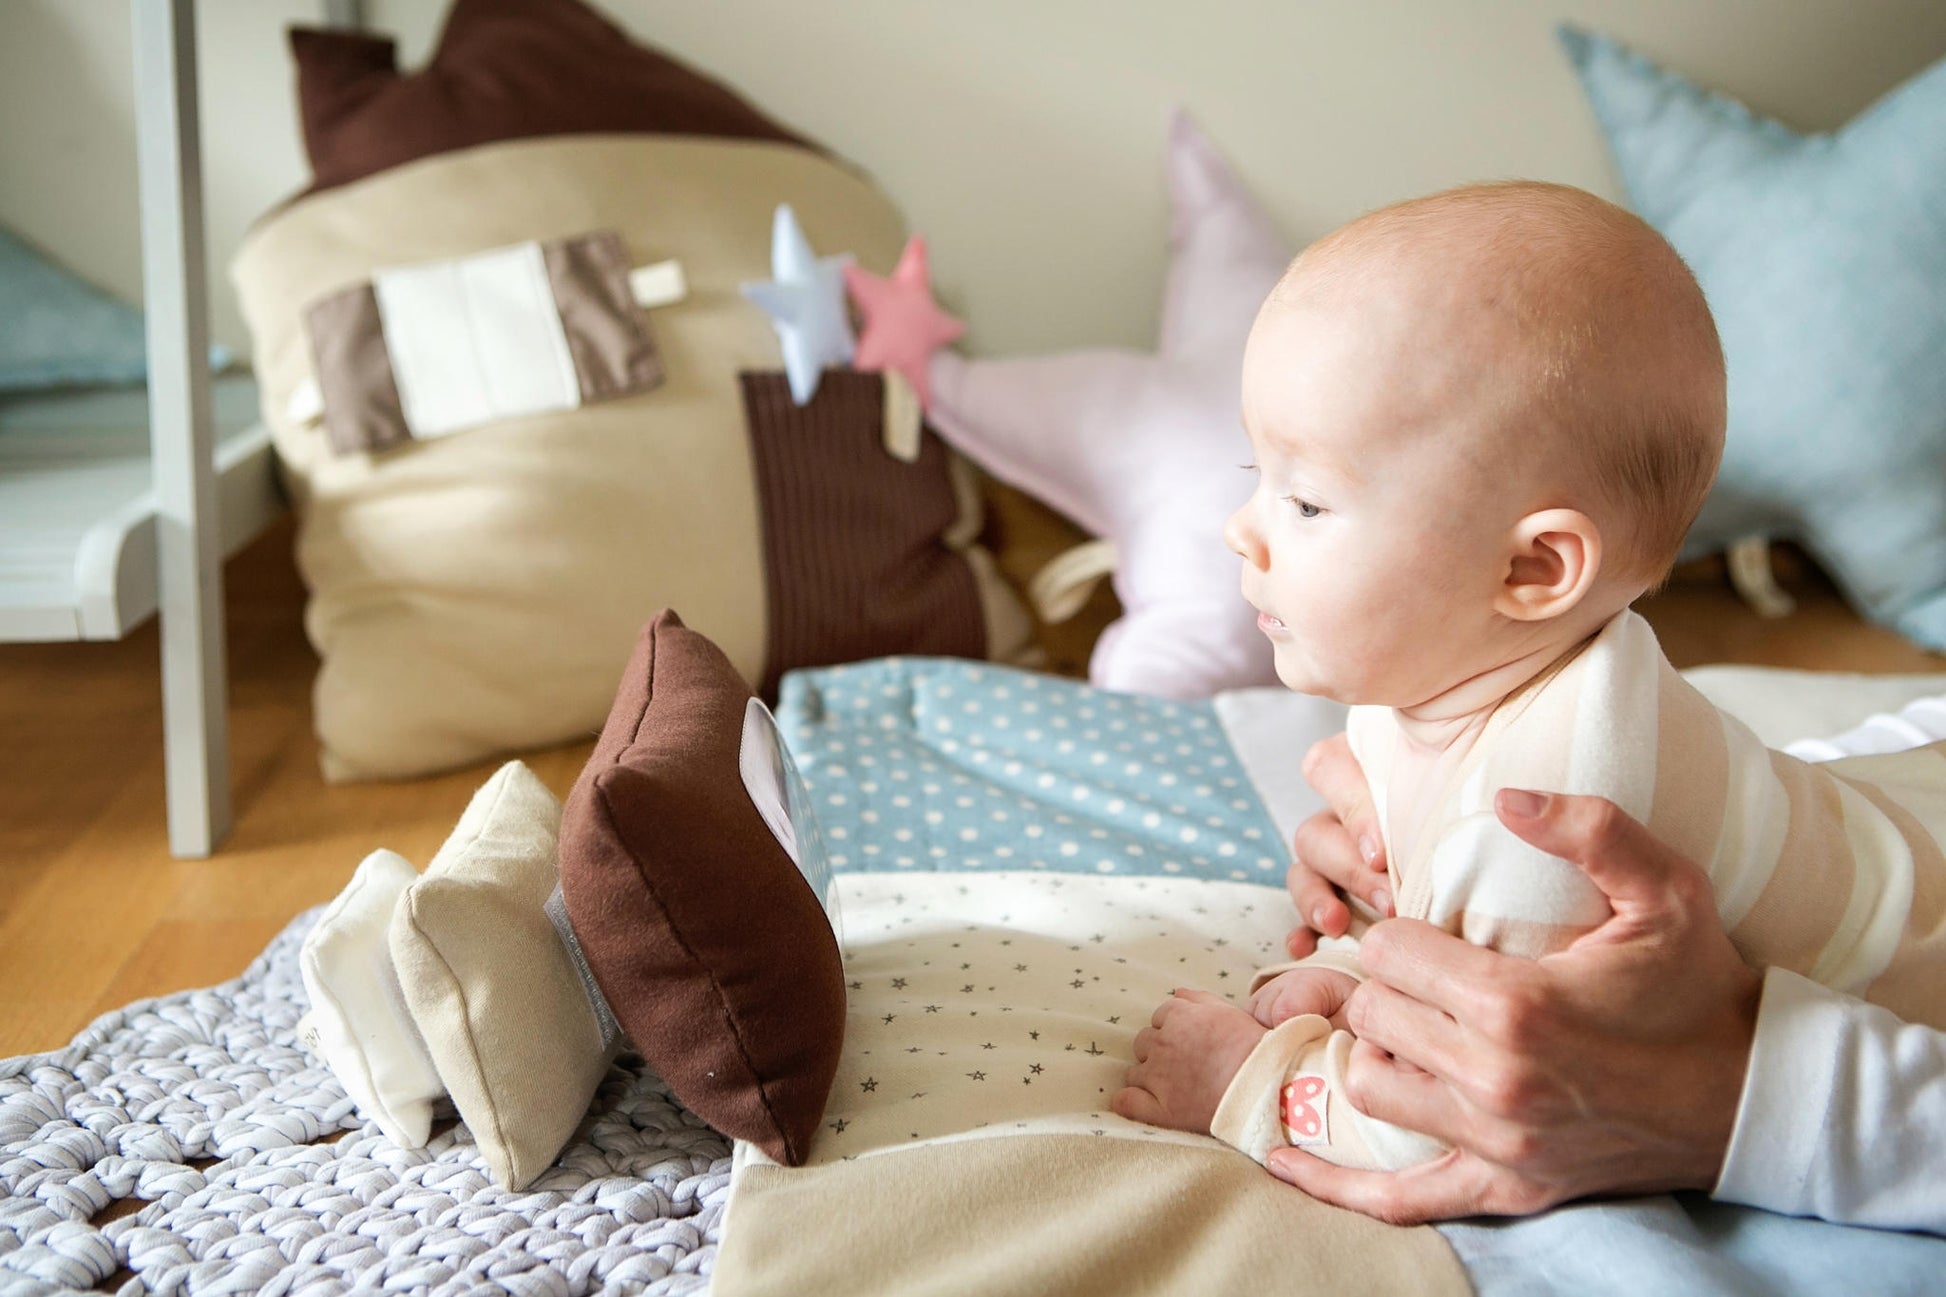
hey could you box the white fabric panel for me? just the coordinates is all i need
[373,242,581,438]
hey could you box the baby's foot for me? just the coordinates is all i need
[1111,988,1267,1135]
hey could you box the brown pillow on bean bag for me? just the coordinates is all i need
[290,0,810,194]
[558,609,844,1165]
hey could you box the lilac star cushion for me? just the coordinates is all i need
[927,113,1289,698]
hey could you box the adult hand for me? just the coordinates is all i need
[1267,790,1763,1224]
[1283,733,1393,959]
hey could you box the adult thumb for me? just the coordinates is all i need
[1493,789,1694,914]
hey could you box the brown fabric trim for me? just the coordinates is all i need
[289,0,819,197]
[304,282,410,458]
[738,371,986,699]
[541,231,664,402]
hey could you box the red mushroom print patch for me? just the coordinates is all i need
[1281,1074,1329,1146]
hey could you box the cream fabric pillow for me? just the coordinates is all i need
[231,134,1030,782]
[298,848,444,1148]
[388,760,615,1189]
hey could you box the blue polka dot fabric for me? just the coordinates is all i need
[774,658,1286,886]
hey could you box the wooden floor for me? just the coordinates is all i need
[2,519,1941,1059]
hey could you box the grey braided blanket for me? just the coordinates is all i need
[0,911,731,1296]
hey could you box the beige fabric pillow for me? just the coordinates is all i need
[388,760,613,1189]
[231,134,1031,781]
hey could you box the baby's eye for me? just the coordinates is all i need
[1284,496,1323,519]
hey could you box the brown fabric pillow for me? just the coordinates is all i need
[558,609,844,1165]
[290,0,810,193]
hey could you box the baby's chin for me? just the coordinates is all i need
[1272,659,1361,705]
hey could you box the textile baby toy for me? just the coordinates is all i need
[925,113,1291,698]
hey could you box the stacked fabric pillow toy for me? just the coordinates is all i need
[300,610,847,1185]
[232,0,1030,781]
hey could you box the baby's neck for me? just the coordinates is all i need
[1378,626,1608,872]
[1390,635,1589,757]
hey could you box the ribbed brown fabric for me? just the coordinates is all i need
[739,370,986,699]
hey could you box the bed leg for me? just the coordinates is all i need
[133,0,232,858]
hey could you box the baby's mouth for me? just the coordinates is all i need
[1257,611,1289,635]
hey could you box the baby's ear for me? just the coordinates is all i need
[1496,508,1602,622]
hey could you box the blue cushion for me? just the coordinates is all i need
[0,225,227,392]
[1560,26,1946,650]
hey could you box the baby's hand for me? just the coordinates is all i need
[1248,967,1360,1030]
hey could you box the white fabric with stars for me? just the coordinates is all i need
[739,871,1289,1170]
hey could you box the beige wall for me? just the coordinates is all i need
[4,0,1944,359]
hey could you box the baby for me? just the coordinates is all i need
[1112,181,1946,1172]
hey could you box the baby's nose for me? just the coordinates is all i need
[1223,504,1266,568]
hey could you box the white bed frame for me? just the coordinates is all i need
[0,0,360,857]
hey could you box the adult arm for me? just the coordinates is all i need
[1720,965,1946,1232]
[1274,741,1946,1233]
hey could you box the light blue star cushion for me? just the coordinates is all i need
[0,224,228,393]
[1560,26,1946,649]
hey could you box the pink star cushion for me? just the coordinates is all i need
[927,113,1290,697]
[845,236,964,408]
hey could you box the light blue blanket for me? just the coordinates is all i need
[777,656,1946,1297]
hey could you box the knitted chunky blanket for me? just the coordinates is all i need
[0,912,730,1296]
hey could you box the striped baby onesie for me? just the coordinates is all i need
[1210,609,1946,1171]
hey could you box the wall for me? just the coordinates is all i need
[3,0,1944,359]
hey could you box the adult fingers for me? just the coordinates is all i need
[1284,925,1321,960]
[1266,1146,1502,1225]
[1285,854,1352,938]
[1355,918,1514,1022]
[1292,812,1392,918]
[1341,985,1473,1090]
[1493,790,1703,917]
[1337,1038,1477,1145]
[1302,734,1386,873]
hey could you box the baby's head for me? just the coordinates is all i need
[1225,181,1725,708]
